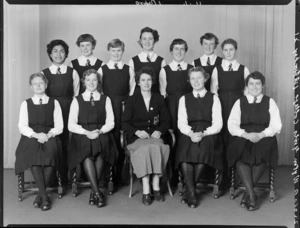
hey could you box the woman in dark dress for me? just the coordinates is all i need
[69,34,103,94]
[42,39,80,184]
[68,69,118,208]
[129,27,167,95]
[15,73,63,211]
[176,66,223,208]
[98,38,135,185]
[192,33,223,92]
[227,71,282,211]
[122,66,171,206]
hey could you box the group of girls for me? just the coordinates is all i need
[15,26,282,212]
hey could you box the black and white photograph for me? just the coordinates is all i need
[1,0,297,227]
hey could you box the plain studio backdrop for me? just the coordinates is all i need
[3,2,295,168]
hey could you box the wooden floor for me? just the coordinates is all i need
[3,166,294,227]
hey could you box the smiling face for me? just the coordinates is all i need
[247,78,263,97]
[222,43,236,61]
[172,44,186,62]
[202,38,216,56]
[50,45,66,65]
[189,71,206,92]
[79,41,94,57]
[109,47,123,62]
[30,76,47,95]
[140,32,155,52]
[84,73,98,92]
[138,73,152,92]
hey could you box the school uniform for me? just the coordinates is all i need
[70,55,103,94]
[121,92,171,178]
[15,95,63,175]
[192,54,223,92]
[210,59,250,148]
[129,51,167,95]
[68,90,118,175]
[159,60,193,131]
[175,90,223,170]
[227,94,282,168]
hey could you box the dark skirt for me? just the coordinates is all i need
[227,136,278,168]
[175,128,223,170]
[68,132,118,171]
[15,135,62,174]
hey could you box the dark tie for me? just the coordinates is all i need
[57,67,61,74]
[197,93,200,99]
[86,59,91,67]
[114,63,119,69]
[253,96,257,103]
[207,57,211,66]
[39,98,42,105]
[90,93,95,106]
[228,63,233,71]
[177,64,182,71]
[147,55,151,62]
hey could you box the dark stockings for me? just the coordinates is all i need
[83,155,104,193]
[31,165,54,196]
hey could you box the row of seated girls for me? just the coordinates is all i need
[15,27,282,211]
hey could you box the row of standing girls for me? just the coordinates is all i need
[15,27,282,211]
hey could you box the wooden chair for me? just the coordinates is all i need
[120,129,175,198]
[177,166,221,199]
[229,166,275,202]
[17,170,63,202]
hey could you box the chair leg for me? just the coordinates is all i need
[166,163,173,197]
[18,173,24,202]
[108,165,114,195]
[72,170,78,197]
[57,171,63,199]
[213,169,220,199]
[229,166,235,199]
[129,162,133,198]
[178,169,183,196]
[269,168,275,203]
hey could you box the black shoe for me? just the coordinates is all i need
[181,193,188,204]
[153,190,164,202]
[247,196,258,211]
[187,195,197,208]
[240,192,249,208]
[89,191,96,205]
[33,195,42,208]
[142,193,152,206]
[41,195,51,211]
[94,191,106,208]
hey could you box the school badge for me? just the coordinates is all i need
[153,115,159,125]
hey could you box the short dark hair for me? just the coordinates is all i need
[245,71,265,86]
[200,33,219,46]
[187,66,210,84]
[29,73,48,85]
[135,66,157,85]
[169,38,188,52]
[221,38,238,50]
[81,69,102,92]
[76,34,97,48]
[138,27,159,47]
[46,39,69,62]
[107,38,125,51]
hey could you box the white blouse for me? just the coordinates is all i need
[178,89,223,136]
[97,60,136,96]
[192,53,219,67]
[128,51,167,71]
[69,55,104,67]
[210,59,250,95]
[159,60,189,97]
[42,64,80,97]
[68,90,114,134]
[228,94,282,137]
[18,94,63,138]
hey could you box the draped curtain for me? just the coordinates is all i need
[3,2,295,168]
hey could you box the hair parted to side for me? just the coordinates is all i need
[187,66,210,84]
[76,34,97,48]
[221,38,238,50]
[81,69,102,93]
[29,73,49,85]
[245,71,266,86]
[107,38,125,51]
[169,38,188,52]
[200,33,219,46]
[135,66,157,85]
[138,27,159,47]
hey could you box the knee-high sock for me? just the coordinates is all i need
[31,165,46,195]
[194,163,206,183]
[83,157,99,193]
[43,166,55,189]
[181,162,195,197]
[95,155,104,183]
[252,163,266,186]
[142,175,151,194]
[152,174,160,191]
[236,161,256,201]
